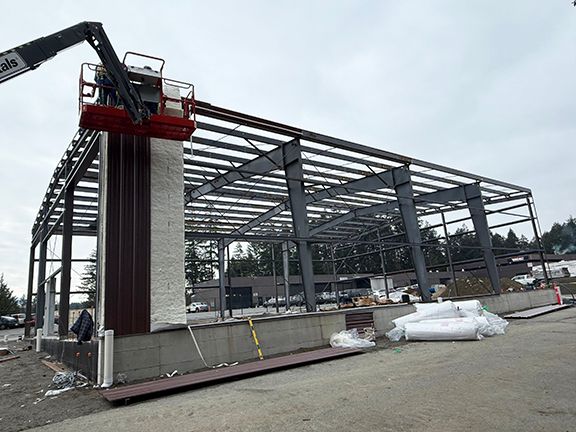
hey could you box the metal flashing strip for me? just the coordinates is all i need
[101,347,362,404]
[504,304,571,319]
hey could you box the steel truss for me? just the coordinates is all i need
[26,100,548,330]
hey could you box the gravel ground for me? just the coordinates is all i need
[3,307,575,432]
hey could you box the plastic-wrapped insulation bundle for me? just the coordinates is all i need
[392,301,460,330]
[415,299,483,316]
[405,321,482,341]
[418,316,494,337]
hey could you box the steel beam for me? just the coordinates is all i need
[465,184,501,294]
[394,167,430,301]
[223,160,402,247]
[195,100,530,193]
[194,122,510,198]
[283,139,315,312]
[33,132,99,240]
[310,183,470,236]
[185,146,284,203]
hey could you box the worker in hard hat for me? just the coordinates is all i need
[95,64,117,106]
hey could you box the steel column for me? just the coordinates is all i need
[226,244,233,317]
[25,245,35,337]
[527,196,549,285]
[218,240,226,319]
[282,241,291,312]
[283,139,316,312]
[394,168,430,301]
[36,221,48,330]
[465,184,501,294]
[330,245,341,308]
[271,245,279,313]
[376,230,390,298]
[441,212,458,296]
[58,185,74,338]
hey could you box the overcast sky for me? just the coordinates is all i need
[1,1,575,297]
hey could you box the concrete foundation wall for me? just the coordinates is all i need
[113,289,558,382]
[42,338,99,381]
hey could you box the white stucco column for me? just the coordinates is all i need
[149,135,187,329]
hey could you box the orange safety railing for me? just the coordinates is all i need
[78,61,196,124]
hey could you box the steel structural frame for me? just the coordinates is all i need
[27,99,548,328]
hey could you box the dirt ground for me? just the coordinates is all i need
[0,341,109,432]
[2,307,575,432]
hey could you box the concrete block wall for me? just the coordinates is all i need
[481,289,556,314]
[112,289,558,382]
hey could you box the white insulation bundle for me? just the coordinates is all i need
[386,299,509,342]
[405,321,482,341]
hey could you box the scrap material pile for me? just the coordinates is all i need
[386,300,509,342]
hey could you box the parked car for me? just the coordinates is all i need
[264,297,285,307]
[512,274,536,286]
[0,316,18,330]
[315,292,336,305]
[11,313,25,327]
[289,294,304,307]
[187,302,209,313]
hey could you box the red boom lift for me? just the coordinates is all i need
[0,21,196,140]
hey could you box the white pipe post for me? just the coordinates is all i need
[97,334,104,386]
[101,329,114,388]
[35,328,43,352]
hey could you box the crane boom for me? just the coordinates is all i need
[0,21,149,124]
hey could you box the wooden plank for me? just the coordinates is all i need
[101,347,362,404]
[504,304,571,319]
[41,359,67,373]
[0,355,20,363]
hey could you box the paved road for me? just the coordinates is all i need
[30,307,576,432]
[0,326,24,342]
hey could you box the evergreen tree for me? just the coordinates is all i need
[450,225,483,262]
[0,274,19,314]
[420,222,446,266]
[228,242,258,277]
[504,229,520,251]
[184,240,215,287]
[541,216,576,254]
[79,249,97,308]
[491,232,507,256]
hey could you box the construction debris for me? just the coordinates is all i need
[42,371,88,398]
[0,347,19,363]
[329,329,376,349]
[386,300,509,342]
[41,359,67,373]
[444,277,524,297]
